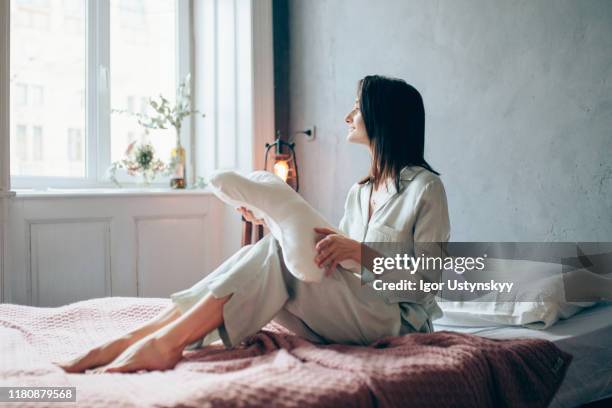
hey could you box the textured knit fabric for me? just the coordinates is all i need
[0,297,571,408]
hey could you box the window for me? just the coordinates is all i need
[15,125,28,161]
[139,97,148,116]
[63,0,85,35]
[32,126,43,160]
[16,0,51,6]
[110,0,176,164]
[126,96,135,113]
[10,0,189,188]
[31,85,44,107]
[14,0,51,31]
[127,131,136,145]
[118,0,146,31]
[13,84,43,107]
[67,128,83,162]
[10,0,86,179]
[15,83,27,106]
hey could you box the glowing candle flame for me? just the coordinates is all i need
[273,160,289,182]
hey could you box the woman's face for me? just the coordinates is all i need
[345,98,369,145]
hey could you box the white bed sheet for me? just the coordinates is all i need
[434,302,612,408]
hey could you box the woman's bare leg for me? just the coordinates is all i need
[56,303,182,373]
[95,293,230,373]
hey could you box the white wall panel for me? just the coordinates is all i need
[29,219,111,307]
[4,192,238,306]
[135,215,208,298]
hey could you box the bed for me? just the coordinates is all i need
[434,302,612,408]
[0,297,591,408]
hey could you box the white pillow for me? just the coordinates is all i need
[209,170,357,283]
[435,258,596,329]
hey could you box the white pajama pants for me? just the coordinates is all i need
[170,234,417,348]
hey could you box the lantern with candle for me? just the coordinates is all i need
[264,132,299,191]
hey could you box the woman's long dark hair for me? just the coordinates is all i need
[357,75,439,192]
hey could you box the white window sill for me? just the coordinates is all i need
[12,186,215,199]
[0,191,17,199]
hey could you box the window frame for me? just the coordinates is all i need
[10,0,192,189]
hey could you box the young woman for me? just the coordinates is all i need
[57,75,451,374]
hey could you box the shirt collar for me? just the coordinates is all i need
[362,165,425,188]
[359,165,425,223]
[400,165,425,181]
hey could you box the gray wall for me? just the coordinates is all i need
[287,0,612,241]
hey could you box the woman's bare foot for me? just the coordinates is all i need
[90,293,230,373]
[55,336,133,373]
[93,334,184,373]
[55,304,182,373]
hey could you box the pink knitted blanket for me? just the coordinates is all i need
[0,297,571,407]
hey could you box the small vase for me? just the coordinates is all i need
[140,172,152,187]
[170,136,186,189]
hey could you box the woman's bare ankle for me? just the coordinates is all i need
[109,334,135,349]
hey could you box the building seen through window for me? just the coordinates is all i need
[10,0,177,181]
[10,0,85,177]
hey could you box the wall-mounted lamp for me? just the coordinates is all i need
[264,132,299,191]
[263,126,316,190]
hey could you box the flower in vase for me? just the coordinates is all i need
[107,142,168,187]
[110,73,205,187]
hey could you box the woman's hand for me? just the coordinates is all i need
[237,206,267,227]
[313,227,360,276]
